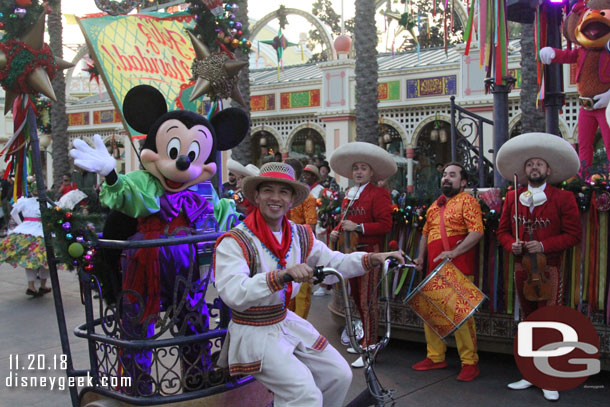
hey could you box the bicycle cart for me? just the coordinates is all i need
[24,107,271,407]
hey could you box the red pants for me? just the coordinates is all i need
[514,263,562,318]
[577,107,610,171]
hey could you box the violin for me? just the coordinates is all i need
[513,173,552,302]
[332,229,359,253]
[521,230,552,302]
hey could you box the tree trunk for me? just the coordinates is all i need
[48,0,70,189]
[354,0,379,145]
[228,0,252,166]
[520,23,545,133]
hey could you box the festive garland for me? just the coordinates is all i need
[316,188,341,229]
[41,206,104,272]
[34,95,51,133]
[93,0,142,16]
[0,0,45,38]
[392,204,427,232]
[0,38,56,94]
[188,1,251,55]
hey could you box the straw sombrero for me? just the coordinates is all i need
[227,159,258,177]
[242,162,310,207]
[496,132,579,184]
[330,142,397,182]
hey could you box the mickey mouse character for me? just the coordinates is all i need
[539,0,610,171]
[70,85,249,394]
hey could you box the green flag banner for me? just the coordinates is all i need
[78,12,203,137]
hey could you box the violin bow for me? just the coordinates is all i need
[514,173,519,244]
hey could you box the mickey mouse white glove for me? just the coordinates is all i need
[593,89,610,109]
[539,47,556,65]
[70,134,116,176]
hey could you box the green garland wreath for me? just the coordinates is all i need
[41,206,104,272]
[0,38,57,94]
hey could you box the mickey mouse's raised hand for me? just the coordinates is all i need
[70,134,116,176]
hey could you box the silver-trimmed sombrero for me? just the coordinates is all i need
[496,132,579,184]
[228,159,258,178]
[330,142,397,182]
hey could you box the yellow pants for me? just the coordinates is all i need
[288,282,312,319]
[424,317,478,365]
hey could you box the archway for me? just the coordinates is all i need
[378,123,406,191]
[289,128,325,163]
[376,0,473,46]
[413,120,452,202]
[249,8,336,61]
[252,130,280,167]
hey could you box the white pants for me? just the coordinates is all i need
[25,267,49,283]
[253,337,352,407]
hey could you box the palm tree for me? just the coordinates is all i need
[48,0,70,191]
[519,23,544,133]
[228,0,252,165]
[354,0,379,145]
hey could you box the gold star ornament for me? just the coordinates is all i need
[187,30,247,107]
[0,13,74,114]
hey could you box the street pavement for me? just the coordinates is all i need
[0,261,608,407]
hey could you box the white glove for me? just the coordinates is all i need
[70,134,116,176]
[539,47,556,65]
[593,88,610,109]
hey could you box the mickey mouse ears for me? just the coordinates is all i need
[122,85,168,134]
[122,84,250,152]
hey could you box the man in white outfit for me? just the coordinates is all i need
[213,162,403,407]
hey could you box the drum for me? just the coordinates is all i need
[404,258,486,339]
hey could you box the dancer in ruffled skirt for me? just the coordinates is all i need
[0,191,49,297]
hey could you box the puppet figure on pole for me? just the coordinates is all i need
[539,0,610,175]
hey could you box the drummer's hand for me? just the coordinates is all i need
[433,250,456,263]
[280,264,314,283]
[414,257,424,272]
[370,251,405,268]
[330,230,340,242]
[341,220,358,231]
[511,241,524,255]
[524,240,543,254]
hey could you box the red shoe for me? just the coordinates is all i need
[412,358,448,371]
[457,364,479,381]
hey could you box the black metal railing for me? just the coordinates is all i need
[450,96,495,188]
[72,232,252,405]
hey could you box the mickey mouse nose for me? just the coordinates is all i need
[176,155,191,171]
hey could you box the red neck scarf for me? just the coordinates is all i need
[244,208,292,268]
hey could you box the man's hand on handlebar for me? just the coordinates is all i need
[413,256,424,272]
[279,264,314,283]
[370,251,406,268]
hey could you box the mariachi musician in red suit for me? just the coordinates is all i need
[329,142,397,368]
[496,132,581,402]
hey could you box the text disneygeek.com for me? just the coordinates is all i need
[5,354,131,391]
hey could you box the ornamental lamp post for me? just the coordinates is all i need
[506,0,565,137]
[543,0,567,137]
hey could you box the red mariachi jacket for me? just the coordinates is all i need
[497,185,581,267]
[338,183,393,252]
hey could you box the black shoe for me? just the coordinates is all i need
[26,289,40,297]
[38,287,51,295]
